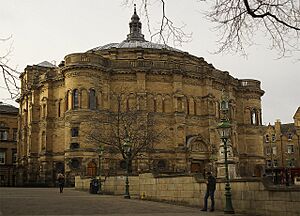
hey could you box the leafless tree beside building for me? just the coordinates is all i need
[85,92,168,174]
[124,0,300,57]
[0,36,20,100]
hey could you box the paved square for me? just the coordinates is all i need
[0,187,245,216]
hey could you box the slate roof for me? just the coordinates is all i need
[281,123,296,135]
[90,41,183,53]
[36,61,56,68]
[0,102,18,114]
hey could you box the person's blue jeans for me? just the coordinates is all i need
[203,190,215,210]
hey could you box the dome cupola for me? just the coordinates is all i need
[126,4,145,42]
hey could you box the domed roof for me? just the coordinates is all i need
[90,41,183,52]
[88,4,183,53]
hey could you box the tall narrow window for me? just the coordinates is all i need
[126,98,129,111]
[73,89,79,109]
[71,127,79,137]
[194,101,197,115]
[42,104,46,119]
[12,150,17,164]
[13,129,17,141]
[0,152,5,164]
[266,160,272,168]
[65,91,69,111]
[0,130,8,141]
[251,110,256,125]
[273,160,278,167]
[271,134,276,142]
[287,144,294,154]
[265,135,270,143]
[58,100,61,117]
[89,89,97,110]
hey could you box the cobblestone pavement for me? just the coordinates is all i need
[0,187,246,216]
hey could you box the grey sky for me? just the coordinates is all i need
[1,0,299,124]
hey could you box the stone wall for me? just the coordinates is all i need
[75,174,300,216]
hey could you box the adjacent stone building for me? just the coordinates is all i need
[0,102,18,186]
[17,7,265,186]
[263,107,300,173]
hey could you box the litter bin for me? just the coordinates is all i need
[90,178,99,194]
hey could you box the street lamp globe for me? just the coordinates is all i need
[98,145,104,155]
[217,120,231,139]
[123,139,131,153]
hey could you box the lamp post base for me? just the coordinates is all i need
[124,194,131,199]
[224,183,235,214]
[224,209,235,214]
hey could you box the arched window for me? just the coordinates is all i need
[251,110,256,125]
[265,135,270,143]
[65,90,69,111]
[271,134,276,142]
[89,89,97,110]
[73,89,79,109]
[157,160,167,171]
[58,100,61,117]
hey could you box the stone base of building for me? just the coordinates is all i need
[217,162,237,179]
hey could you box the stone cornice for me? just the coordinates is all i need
[61,64,107,74]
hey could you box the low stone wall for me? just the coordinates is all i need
[75,174,300,216]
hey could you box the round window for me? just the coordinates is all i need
[70,158,80,169]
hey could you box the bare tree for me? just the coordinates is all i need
[207,0,300,56]
[0,36,21,100]
[124,0,300,57]
[85,92,167,173]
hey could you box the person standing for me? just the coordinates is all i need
[57,172,65,193]
[201,172,216,212]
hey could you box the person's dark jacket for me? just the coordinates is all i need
[207,175,216,191]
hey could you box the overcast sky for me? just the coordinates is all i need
[1,0,299,124]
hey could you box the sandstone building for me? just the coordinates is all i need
[263,107,300,174]
[0,102,18,186]
[17,8,265,186]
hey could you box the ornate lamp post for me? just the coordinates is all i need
[123,137,132,199]
[97,145,104,194]
[217,92,235,214]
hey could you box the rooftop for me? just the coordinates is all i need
[0,102,18,114]
[36,61,56,68]
[89,4,183,53]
